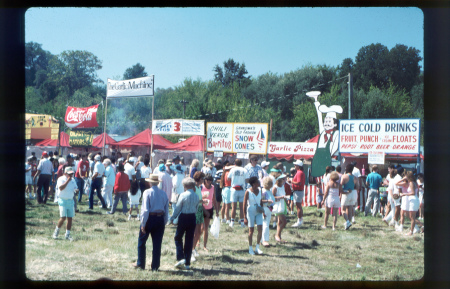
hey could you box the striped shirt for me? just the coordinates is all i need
[170,189,199,221]
[214,169,223,183]
[37,158,53,175]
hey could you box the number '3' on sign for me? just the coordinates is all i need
[174,122,181,132]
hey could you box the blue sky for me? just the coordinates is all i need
[25,7,424,90]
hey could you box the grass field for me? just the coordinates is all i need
[25,195,424,281]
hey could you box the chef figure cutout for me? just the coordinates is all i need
[306,91,343,177]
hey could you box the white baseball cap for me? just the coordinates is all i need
[261,161,270,168]
[293,160,303,166]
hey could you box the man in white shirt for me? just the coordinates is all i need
[34,151,55,204]
[125,157,137,184]
[89,155,107,210]
[227,159,249,228]
[25,156,33,199]
[103,159,116,209]
[52,167,78,241]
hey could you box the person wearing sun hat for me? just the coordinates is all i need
[52,166,78,241]
[134,174,169,271]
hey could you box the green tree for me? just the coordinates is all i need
[353,43,390,91]
[45,50,103,98]
[337,57,354,78]
[387,44,422,94]
[213,58,251,88]
[25,42,53,87]
[123,63,148,80]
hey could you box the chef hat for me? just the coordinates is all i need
[318,104,343,119]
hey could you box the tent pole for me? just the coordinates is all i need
[102,99,108,156]
[150,95,154,168]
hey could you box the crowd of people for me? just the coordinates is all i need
[26,151,424,270]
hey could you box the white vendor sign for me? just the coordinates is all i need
[152,119,204,135]
[339,119,420,154]
[206,123,268,154]
[107,75,154,98]
[268,142,316,155]
[368,151,385,164]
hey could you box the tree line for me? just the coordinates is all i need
[25,42,423,145]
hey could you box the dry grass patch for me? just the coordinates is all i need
[25,198,424,281]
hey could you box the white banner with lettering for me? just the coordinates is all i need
[152,119,204,135]
[106,75,154,98]
[339,119,420,154]
[268,142,317,155]
[206,123,268,154]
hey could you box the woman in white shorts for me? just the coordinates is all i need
[321,172,343,230]
[341,164,358,230]
[397,171,422,235]
[243,177,264,255]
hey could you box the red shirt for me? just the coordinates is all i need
[284,183,292,196]
[224,171,231,187]
[56,165,65,179]
[76,160,90,178]
[114,172,131,194]
[31,163,37,177]
[293,170,305,191]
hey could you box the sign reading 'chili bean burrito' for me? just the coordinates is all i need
[69,130,94,147]
[206,123,268,154]
[339,119,420,154]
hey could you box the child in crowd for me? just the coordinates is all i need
[321,172,343,230]
[128,180,141,221]
[286,168,296,215]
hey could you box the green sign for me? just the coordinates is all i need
[69,130,94,147]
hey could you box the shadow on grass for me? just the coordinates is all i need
[285,241,318,250]
[25,222,38,227]
[79,210,103,215]
[163,267,252,276]
[267,254,309,260]
[219,253,260,265]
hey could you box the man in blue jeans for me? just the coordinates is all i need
[364,164,383,217]
[134,174,169,271]
[75,154,89,205]
[89,155,107,210]
[169,177,199,270]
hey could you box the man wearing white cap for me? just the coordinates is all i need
[259,161,270,187]
[306,91,343,178]
[125,157,137,183]
[291,160,306,227]
[52,166,78,241]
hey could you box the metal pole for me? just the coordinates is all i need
[150,94,155,169]
[348,72,353,119]
[102,99,108,156]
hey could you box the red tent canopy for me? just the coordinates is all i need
[268,135,319,161]
[115,129,173,149]
[162,135,205,151]
[35,131,70,147]
[92,133,117,148]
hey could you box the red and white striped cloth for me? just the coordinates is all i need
[302,178,368,210]
[302,176,323,207]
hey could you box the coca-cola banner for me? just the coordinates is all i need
[107,75,154,98]
[65,105,99,129]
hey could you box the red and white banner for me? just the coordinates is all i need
[268,142,316,155]
[65,105,99,129]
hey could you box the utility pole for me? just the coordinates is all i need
[179,99,189,119]
[348,72,353,119]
